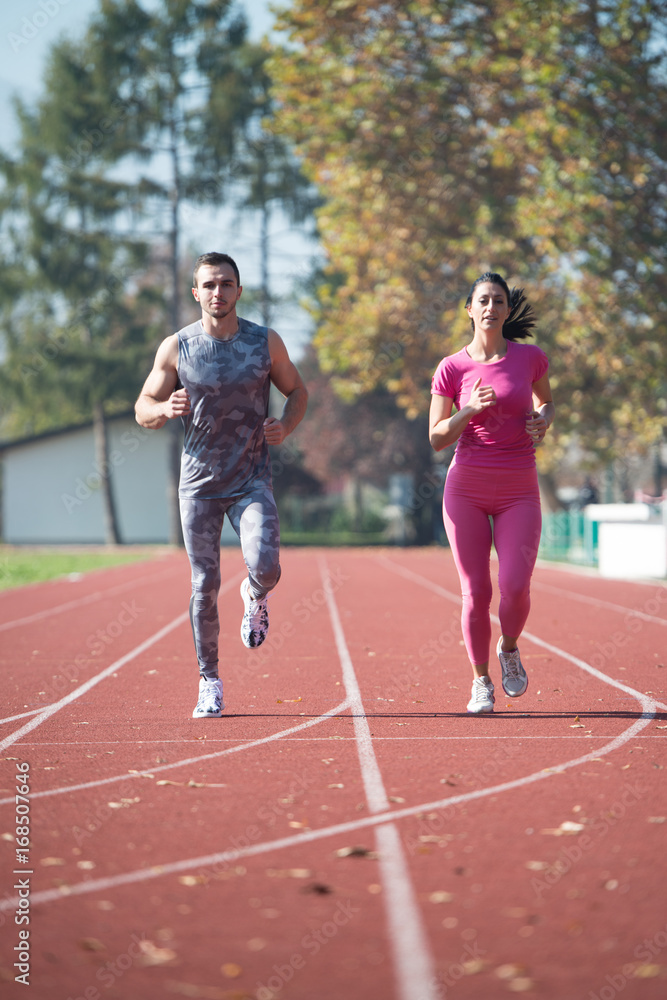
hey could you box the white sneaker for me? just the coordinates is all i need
[497,638,528,697]
[240,579,269,648]
[467,676,495,714]
[192,677,224,718]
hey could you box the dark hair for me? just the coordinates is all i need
[193,252,240,287]
[465,271,536,341]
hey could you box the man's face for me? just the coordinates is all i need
[192,263,242,319]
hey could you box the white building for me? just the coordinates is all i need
[1,414,178,544]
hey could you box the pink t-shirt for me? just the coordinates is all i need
[431,340,549,468]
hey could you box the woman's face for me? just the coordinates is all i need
[466,282,510,333]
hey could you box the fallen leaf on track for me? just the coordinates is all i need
[541,821,585,836]
[221,964,242,978]
[334,846,378,859]
[137,940,177,966]
[266,868,312,879]
[178,875,206,886]
[508,977,535,992]
[634,964,662,978]
[496,963,527,980]
[429,891,454,903]
[300,882,333,894]
[79,938,105,951]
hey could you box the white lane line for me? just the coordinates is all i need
[1,705,654,914]
[377,558,462,606]
[0,706,58,726]
[0,564,183,632]
[532,580,667,624]
[12,733,662,747]
[320,558,438,1000]
[0,573,243,753]
[0,613,188,754]
[0,701,351,806]
[380,556,667,705]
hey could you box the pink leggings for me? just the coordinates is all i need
[443,463,541,666]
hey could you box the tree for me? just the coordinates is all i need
[216,43,320,327]
[294,344,437,541]
[0,36,160,542]
[269,0,667,484]
[0,0,291,543]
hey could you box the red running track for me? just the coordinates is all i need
[0,547,666,1000]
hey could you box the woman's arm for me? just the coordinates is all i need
[429,377,496,451]
[526,372,555,444]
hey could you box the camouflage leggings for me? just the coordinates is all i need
[180,485,281,679]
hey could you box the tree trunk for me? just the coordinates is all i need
[167,105,184,546]
[260,197,271,327]
[537,470,566,513]
[92,400,121,544]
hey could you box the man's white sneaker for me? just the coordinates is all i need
[192,677,224,718]
[240,579,269,648]
[497,638,528,697]
[467,676,495,714]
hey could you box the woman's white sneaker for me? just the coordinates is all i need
[497,638,528,697]
[467,676,495,714]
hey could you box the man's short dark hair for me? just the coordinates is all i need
[192,252,240,287]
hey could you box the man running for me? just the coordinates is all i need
[135,252,308,718]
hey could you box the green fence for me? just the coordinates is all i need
[539,510,598,566]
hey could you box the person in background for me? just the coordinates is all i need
[135,252,308,718]
[429,272,554,714]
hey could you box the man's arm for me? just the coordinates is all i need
[264,329,308,446]
[135,335,190,429]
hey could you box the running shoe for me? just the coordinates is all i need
[192,677,224,718]
[497,638,528,697]
[240,579,269,648]
[467,676,495,714]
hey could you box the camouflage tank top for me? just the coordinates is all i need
[176,317,272,499]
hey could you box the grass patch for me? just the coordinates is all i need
[0,547,161,591]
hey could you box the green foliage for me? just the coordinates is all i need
[269,0,667,470]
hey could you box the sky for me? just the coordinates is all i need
[0,0,316,357]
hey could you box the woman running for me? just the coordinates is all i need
[429,272,554,714]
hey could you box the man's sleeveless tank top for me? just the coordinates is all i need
[176,317,272,499]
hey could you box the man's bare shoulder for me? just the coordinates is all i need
[154,333,180,369]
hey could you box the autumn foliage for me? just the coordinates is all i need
[269,0,667,471]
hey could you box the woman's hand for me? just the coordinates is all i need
[468,377,497,414]
[525,409,548,445]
